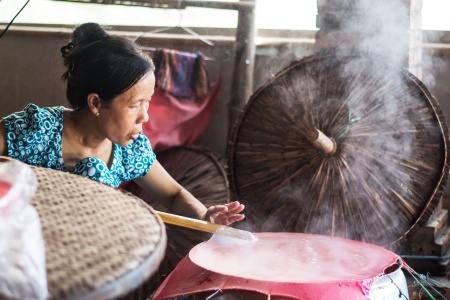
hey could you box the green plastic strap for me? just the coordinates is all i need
[334,108,361,140]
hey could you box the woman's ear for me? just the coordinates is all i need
[87,93,101,116]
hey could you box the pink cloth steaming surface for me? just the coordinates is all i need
[152,232,400,299]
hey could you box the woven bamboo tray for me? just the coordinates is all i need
[0,157,167,300]
[228,54,449,249]
[122,145,231,298]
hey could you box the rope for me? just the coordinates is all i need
[0,0,31,39]
[402,261,449,300]
[206,290,222,300]
[334,108,361,140]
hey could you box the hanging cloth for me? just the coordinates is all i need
[144,48,223,154]
[154,48,210,100]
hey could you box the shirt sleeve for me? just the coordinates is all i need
[3,104,64,168]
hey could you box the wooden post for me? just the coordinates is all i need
[228,0,256,137]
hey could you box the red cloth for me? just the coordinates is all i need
[144,72,222,154]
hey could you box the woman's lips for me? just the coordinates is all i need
[131,133,139,140]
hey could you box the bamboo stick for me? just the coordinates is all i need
[156,211,256,241]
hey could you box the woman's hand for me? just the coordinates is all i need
[204,201,245,225]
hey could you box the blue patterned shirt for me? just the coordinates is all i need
[3,103,156,187]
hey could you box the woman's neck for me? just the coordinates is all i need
[62,109,113,170]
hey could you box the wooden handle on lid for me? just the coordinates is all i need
[305,128,336,155]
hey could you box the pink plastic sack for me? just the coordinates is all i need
[143,73,222,154]
[0,160,48,300]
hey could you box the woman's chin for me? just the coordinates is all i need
[113,138,133,147]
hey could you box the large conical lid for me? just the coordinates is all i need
[228,54,449,247]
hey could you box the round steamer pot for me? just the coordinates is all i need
[369,264,408,300]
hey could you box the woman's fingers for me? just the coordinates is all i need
[225,201,245,214]
[204,201,246,225]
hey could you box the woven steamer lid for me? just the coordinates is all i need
[123,146,230,295]
[22,163,166,300]
[229,54,449,248]
[156,146,231,208]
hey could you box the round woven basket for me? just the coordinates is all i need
[0,157,166,300]
[122,145,231,298]
[228,54,449,248]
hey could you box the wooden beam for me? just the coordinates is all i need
[228,0,256,137]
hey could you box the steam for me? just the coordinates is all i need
[333,0,439,91]
[337,0,410,67]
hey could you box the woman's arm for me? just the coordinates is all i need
[134,160,207,218]
[134,160,245,225]
[0,121,7,156]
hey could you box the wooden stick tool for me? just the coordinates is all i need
[156,211,256,241]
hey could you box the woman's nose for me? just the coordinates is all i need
[139,107,149,123]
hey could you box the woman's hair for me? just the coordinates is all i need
[61,23,155,110]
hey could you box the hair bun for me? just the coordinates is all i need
[60,42,74,58]
[72,22,109,46]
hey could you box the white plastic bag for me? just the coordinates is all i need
[0,160,48,300]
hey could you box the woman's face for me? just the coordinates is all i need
[99,71,155,146]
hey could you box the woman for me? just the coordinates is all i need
[0,22,244,226]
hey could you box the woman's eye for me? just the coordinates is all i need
[130,100,149,111]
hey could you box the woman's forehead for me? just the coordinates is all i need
[113,73,155,103]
